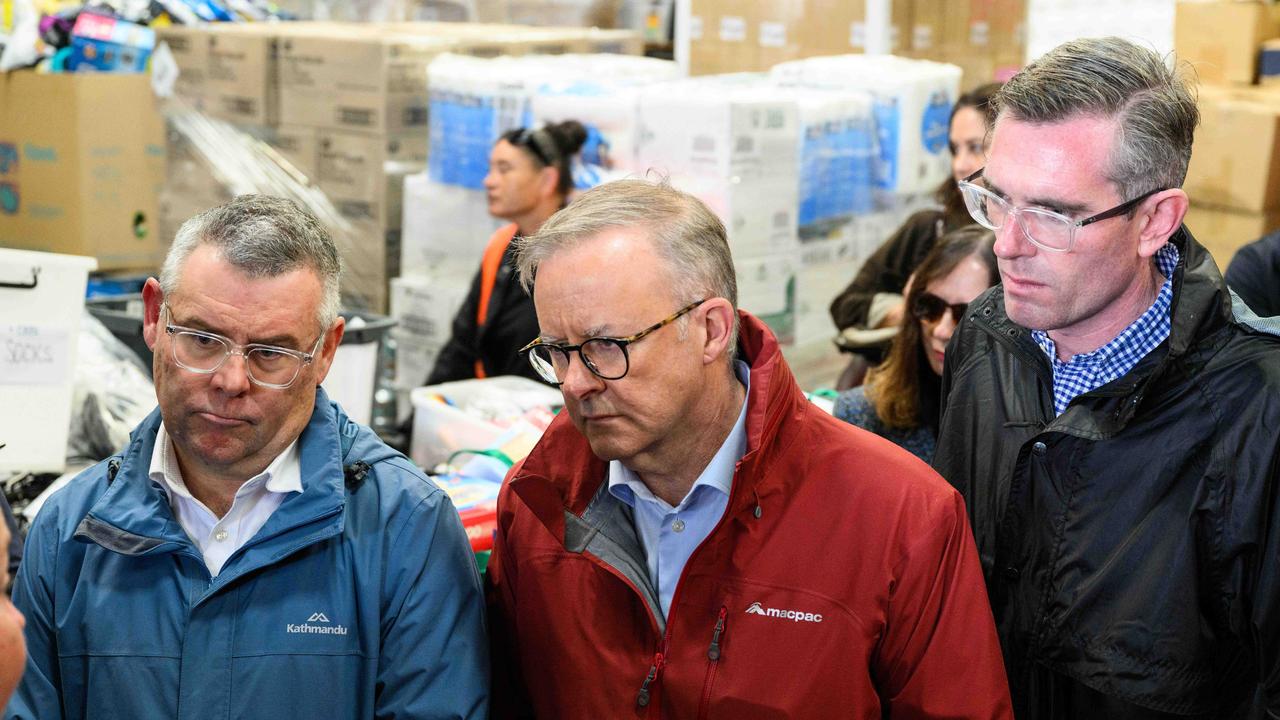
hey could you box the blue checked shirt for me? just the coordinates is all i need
[1032,243,1179,416]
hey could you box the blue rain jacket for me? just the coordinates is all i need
[6,389,488,719]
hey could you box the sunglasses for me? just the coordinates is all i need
[911,292,969,325]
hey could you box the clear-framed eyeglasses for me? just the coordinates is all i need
[957,169,1162,253]
[161,304,323,390]
[519,299,708,386]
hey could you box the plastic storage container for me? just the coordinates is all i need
[0,248,98,473]
[410,376,562,470]
[85,294,396,428]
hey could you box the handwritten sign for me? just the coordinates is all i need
[0,324,71,385]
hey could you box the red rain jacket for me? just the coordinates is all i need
[487,311,1012,719]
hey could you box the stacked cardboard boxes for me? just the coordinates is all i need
[688,0,1023,90]
[0,72,166,271]
[155,21,642,311]
[1175,2,1280,268]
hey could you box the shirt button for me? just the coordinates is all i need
[213,529,229,542]
[1032,441,1047,456]
[671,518,686,533]
[1004,566,1021,581]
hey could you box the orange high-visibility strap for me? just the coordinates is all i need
[474,223,519,378]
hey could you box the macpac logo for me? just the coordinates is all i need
[286,611,347,635]
[744,601,823,623]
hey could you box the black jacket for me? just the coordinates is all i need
[427,241,543,385]
[933,228,1280,719]
[1225,229,1280,318]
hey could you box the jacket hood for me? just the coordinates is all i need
[509,310,809,528]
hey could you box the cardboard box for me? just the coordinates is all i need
[735,251,798,344]
[155,25,210,105]
[317,129,427,231]
[1175,0,1280,86]
[266,124,320,179]
[1184,203,1280,269]
[1185,87,1280,212]
[278,31,457,134]
[204,24,282,125]
[582,28,644,55]
[911,0,945,53]
[0,72,165,271]
[315,128,428,313]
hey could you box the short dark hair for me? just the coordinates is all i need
[993,36,1199,203]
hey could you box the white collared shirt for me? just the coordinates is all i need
[149,424,302,577]
[608,360,751,619]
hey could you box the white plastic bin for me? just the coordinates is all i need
[410,376,562,470]
[0,248,98,473]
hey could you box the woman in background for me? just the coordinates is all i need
[834,226,997,462]
[829,82,1001,381]
[427,120,588,385]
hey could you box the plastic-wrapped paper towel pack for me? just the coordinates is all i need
[771,54,962,197]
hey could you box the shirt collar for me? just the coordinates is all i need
[1032,242,1179,366]
[608,359,751,511]
[149,423,304,503]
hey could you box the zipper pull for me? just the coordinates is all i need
[707,606,727,661]
[636,652,665,708]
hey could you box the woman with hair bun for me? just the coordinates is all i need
[427,120,589,384]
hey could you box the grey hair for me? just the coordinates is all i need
[993,36,1199,205]
[159,195,342,332]
[515,178,740,360]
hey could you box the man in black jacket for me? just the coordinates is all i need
[933,36,1280,718]
[1226,229,1280,317]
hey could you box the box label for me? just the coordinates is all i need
[0,325,71,386]
[759,21,786,48]
[689,15,703,40]
[850,22,866,49]
[970,21,990,47]
[720,16,746,43]
[913,25,933,50]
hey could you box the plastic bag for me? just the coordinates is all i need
[67,310,155,464]
[0,0,40,72]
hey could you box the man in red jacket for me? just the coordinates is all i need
[487,178,1011,718]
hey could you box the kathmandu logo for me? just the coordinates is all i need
[744,601,823,623]
[286,611,348,635]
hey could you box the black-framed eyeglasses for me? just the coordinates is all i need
[912,292,969,326]
[957,168,1163,253]
[519,299,707,386]
[161,304,323,390]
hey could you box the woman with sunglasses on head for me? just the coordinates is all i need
[834,227,998,462]
[427,120,589,385]
[829,83,1001,381]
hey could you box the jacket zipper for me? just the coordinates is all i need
[697,606,728,719]
[636,650,665,708]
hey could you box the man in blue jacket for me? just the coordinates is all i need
[6,195,488,719]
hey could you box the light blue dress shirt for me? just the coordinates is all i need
[608,360,751,620]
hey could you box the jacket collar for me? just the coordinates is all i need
[78,388,349,558]
[510,310,809,533]
[970,226,1234,429]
